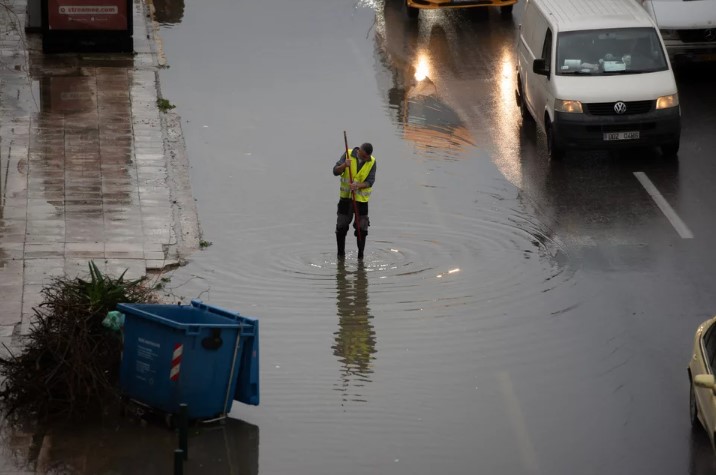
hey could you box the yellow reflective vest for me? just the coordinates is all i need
[339,150,375,202]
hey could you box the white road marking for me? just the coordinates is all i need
[497,371,540,474]
[633,171,694,239]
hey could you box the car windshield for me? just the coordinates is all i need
[556,28,668,76]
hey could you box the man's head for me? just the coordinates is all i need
[359,143,373,159]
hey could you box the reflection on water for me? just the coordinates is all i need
[188,417,259,475]
[403,77,475,158]
[376,0,532,180]
[0,411,259,474]
[376,1,475,160]
[333,261,376,404]
[490,48,524,188]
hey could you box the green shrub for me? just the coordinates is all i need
[0,262,157,421]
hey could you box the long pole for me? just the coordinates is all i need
[343,131,362,241]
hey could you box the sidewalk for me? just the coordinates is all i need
[0,1,201,471]
[0,0,200,344]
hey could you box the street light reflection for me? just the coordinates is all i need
[436,268,460,278]
[499,55,514,106]
[414,53,430,81]
[375,0,475,159]
[491,48,523,188]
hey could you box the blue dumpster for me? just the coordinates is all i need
[118,300,259,420]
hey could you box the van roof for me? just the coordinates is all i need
[535,0,657,32]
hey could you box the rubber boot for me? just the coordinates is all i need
[336,231,346,258]
[357,236,366,260]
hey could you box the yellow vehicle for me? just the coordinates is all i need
[690,315,716,451]
[404,0,518,18]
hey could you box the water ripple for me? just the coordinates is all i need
[195,207,575,320]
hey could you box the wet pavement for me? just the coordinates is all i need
[0,0,200,471]
[0,0,199,344]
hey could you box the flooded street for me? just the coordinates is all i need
[148,0,716,473]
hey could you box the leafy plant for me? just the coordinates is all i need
[157,98,175,113]
[0,261,157,421]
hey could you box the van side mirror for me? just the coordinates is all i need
[694,374,716,389]
[533,58,550,77]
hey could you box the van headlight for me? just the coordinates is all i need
[656,94,679,109]
[555,99,583,113]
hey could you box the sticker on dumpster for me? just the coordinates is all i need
[134,337,160,384]
[170,343,183,382]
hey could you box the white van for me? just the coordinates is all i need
[515,0,681,159]
[637,0,716,61]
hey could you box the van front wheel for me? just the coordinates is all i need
[547,121,565,160]
[662,141,680,158]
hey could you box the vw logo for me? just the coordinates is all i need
[705,29,715,42]
[614,101,627,114]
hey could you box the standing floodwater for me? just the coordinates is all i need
[22,0,716,473]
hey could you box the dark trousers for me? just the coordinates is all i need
[335,198,369,236]
[336,198,369,258]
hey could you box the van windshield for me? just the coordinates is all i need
[556,28,668,76]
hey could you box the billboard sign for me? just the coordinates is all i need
[47,0,128,30]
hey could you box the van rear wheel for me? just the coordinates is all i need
[516,80,532,123]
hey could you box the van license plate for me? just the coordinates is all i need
[603,131,640,141]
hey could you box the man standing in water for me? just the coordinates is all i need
[333,143,376,260]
